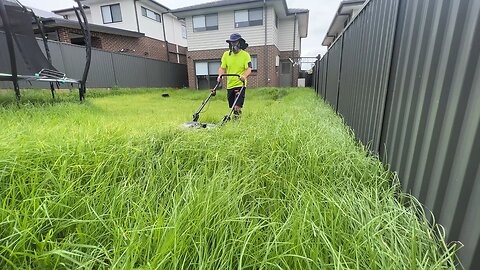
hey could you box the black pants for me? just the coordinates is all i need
[227,87,246,108]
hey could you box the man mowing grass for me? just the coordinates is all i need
[213,33,252,118]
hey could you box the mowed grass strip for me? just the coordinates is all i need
[0,88,459,269]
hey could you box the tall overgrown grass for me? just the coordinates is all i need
[0,88,459,269]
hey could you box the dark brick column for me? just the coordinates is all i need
[57,27,71,43]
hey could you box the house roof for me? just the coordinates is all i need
[41,17,145,38]
[288,8,309,14]
[52,6,90,14]
[78,0,170,12]
[322,0,365,47]
[145,0,170,12]
[170,0,309,37]
[171,0,260,13]
[30,7,64,18]
[171,0,307,15]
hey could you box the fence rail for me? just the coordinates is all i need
[0,32,188,90]
[314,0,480,268]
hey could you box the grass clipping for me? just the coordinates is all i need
[0,88,459,269]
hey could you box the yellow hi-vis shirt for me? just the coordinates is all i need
[220,50,252,89]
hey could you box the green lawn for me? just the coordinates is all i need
[0,88,458,269]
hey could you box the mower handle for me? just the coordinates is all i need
[220,74,240,78]
[218,74,246,86]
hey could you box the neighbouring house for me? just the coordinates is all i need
[171,0,309,89]
[322,0,365,48]
[46,0,188,64]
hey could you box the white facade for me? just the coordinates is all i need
[162,13,187,47]
[86,0,138,32]
[277,17,300,51]
[57,0,187,47]
[136,0,165,40]
[185,6,300,52]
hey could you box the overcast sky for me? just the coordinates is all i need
[20,0,341,61]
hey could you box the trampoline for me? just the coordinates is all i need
[0,0,91,101]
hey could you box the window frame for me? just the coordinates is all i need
[195,60,221,75]
[193,13,218,32]
[234,8,263,28]
[250,55,258,71]
[195,59,222,89]
[141,6,161,23]
[181,22,187,39]
[101,3,122,24]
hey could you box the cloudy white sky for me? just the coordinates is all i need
[20,0,341,59]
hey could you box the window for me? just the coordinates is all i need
[181,22,187,39]
[193,14,218,32]
[235,8,263,28]
[141,7,161,22]
[281,62,291,74]
[250,55,258,71]
[195,61,221,75]
[195,60,221,89]
[101,4,122,24]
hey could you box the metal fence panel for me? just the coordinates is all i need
[313,0,480,267]
[312,59,320,95]
[321,54,328,98]
[111,54,148,88]
[146,58,167,88]
[1,32,188,90]
[146,59,188,88]
[336,0,399,150]
[325,36,343,110]
[86,50,117,88]
[316,55,326,98]
[381,0,480,268]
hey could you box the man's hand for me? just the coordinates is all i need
[239,76,246,82]
[217,75,222,82]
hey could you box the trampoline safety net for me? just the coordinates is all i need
[0,2,56,75]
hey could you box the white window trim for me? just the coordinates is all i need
[250,55,258,71]
[141,6,161,22]
[193,13,218,32]
[234,8,263,28]
[101,4,122,24]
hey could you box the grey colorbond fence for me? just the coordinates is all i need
[314,0,480,268]
[0,33,188,89]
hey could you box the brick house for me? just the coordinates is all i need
[171,0,309,89]
[45,0,188,64]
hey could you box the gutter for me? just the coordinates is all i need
[292,12,297,86]
[134,0,141,32]
[264,0,268,85]
[161,12,170,62]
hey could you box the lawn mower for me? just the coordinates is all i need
[183,74,245,129]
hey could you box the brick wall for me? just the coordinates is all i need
[55,27,186,64]
[186,45,300,89]
[99,34,169,61]
[57,28,70,43]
